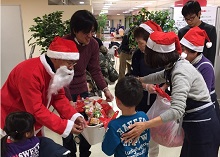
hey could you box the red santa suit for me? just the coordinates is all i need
[1,37,81,137]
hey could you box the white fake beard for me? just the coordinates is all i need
[48,66,74,95]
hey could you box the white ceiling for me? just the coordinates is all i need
[48,0,220,15]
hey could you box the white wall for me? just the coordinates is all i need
[107,15,125,29]
[1,5,26,86]
[1,0,92,57]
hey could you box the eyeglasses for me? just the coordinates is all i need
[184,15,197,21]
[84,31,95,36]
[66,60,77,67]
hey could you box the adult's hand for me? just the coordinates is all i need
[71,123,84,134]
[104,90,114,102]
[147,84,156,94]
[75,116,87,129]
[71,116,87,134]
[122,117,163,144]
[121,122,148,145]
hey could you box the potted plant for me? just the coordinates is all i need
[96,14,107,39]
[128,8,177,48]
[28,11,70,54]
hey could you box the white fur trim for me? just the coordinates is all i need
[180,37,204,52]
[62,120,74,138]
[47,50,79,60]
[147,37,175,53]
[180,52,187,59]
[139,23,154,34]
[0,128,6,136]
[40,54,54,77]
[206,42,212,48]
[70,113,84,122]
[40,54,55,107]
[62,113,84,138]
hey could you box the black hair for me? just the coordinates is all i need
[133,27,150,42]
[70,10,98,36]
[184,46,197,53]
[1,111,36,156]
[182,0,201,17]
[144,46,179,68]
[115,76,143,107]
[184,46,202,56]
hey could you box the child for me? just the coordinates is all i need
[1,111,40,157]
[122,31,220,157]
[1,111,71,157]
[180,26,220,122]
[102,76,150,157]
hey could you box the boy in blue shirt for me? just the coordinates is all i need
[102,76,150,157]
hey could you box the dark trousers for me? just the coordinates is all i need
[180,99,220,157]
[62,92,91,157]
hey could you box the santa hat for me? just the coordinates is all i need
[47,36,79,60]
[139,20,162,34]
[146,31,186,59]
[180,26,212,52]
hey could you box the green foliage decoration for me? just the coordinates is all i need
[28,11,70,53]
[128,8,178,48]
[97,14,108,34]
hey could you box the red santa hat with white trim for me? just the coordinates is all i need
[47,36,79,60]
[139,20,162,34]
[180,26,212,52]
[146,31,186,58]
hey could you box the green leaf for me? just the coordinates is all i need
[28,11,68,54]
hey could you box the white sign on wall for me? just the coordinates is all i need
[173,6,218,30]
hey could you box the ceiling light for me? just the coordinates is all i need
[103,5,110,7]
[136,5,145,8]
[100,10,108,14]
[104,2,112,5]
[132,7,138,10]
[79,1,84,4]
[143,2,153,5]
[117,14,120,15]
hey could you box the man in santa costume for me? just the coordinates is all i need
[1,36,86,138]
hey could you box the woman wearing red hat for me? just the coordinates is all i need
[180,26,220,123]
[131,20,164,157]
[122,31,220,157]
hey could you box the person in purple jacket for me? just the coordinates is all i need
[180,26,220,122]
[1,111,72,157]
[1,111,40,157]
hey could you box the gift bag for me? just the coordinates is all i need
[82,123,106,145]
[78,96,119,145]
[147,95,184,147]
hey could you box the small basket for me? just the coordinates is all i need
[81,123,105,145]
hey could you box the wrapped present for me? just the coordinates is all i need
[75,96,119,145]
